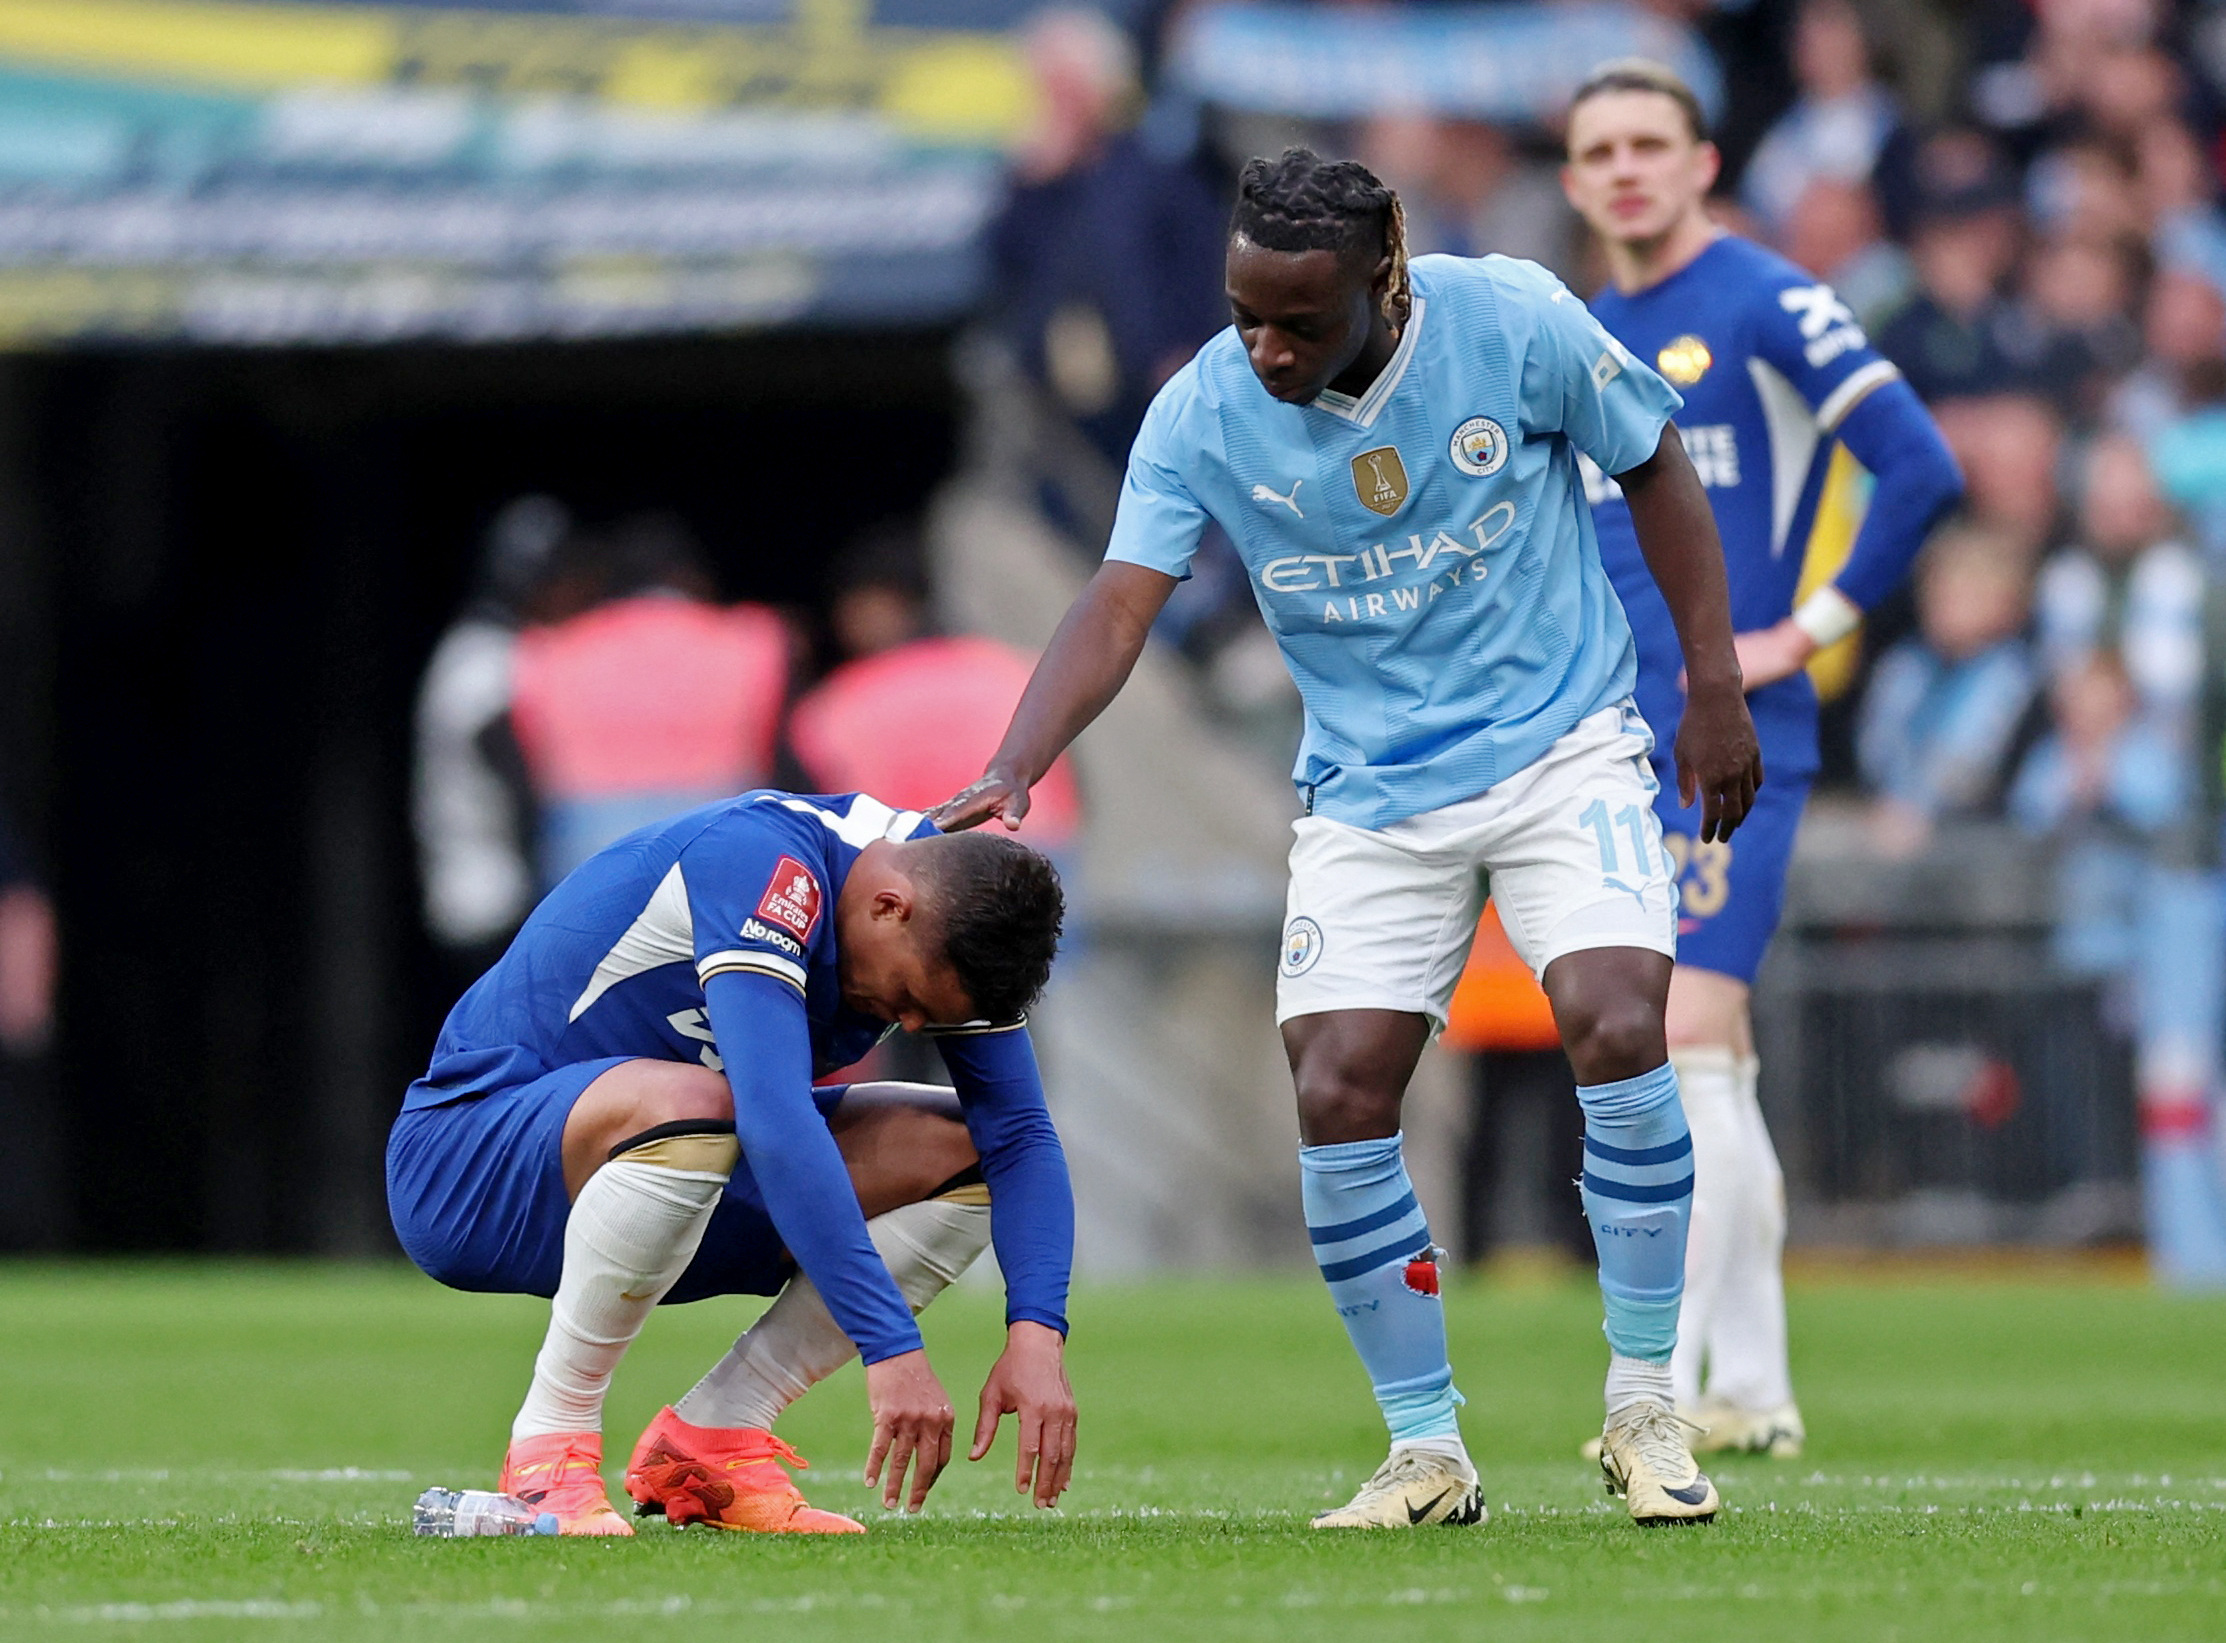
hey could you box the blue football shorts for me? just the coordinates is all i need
[1648,759,1812,987]
[385,1061,848,1304]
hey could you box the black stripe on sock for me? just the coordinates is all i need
[607,1117,738,1162]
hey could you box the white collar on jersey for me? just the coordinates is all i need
[1309,294,1427,429]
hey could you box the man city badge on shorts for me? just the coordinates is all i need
[1448,416,1508,477]
[1350,446,1409,516]
[1656,334,1713,385]
[1280,915,1324,977]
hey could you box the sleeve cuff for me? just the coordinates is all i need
[1792,585,1863,648]
[857,1323,928,1366]
[1005,1305,1069,1337]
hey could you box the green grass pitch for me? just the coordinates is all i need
[1,1264,2221,1641]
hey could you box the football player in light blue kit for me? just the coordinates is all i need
[939,149,1763,1526]
[1564,61,1963,1458]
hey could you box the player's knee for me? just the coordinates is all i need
[1561,999,1667,1087]
[1292,1059,1403,1144]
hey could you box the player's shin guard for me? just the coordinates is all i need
[511,1122,739,1441]
[1300,1135,1465,1453]
[674,1175,992,1432]
[1577,1064,1692,1413]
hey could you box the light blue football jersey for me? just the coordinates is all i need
[1107,254,1683,829]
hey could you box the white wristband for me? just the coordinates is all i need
[1790,585,1862,649]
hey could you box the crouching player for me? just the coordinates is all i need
[1563,62,1962,1454]
[386,790,1076,1534]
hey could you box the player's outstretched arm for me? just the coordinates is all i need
[932,561,1178,832]
[933,1022,1079,1507]
[1616,423,1763,841]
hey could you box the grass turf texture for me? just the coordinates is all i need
[1,1266,2221,1641]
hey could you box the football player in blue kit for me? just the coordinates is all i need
[938,149,1763,1526]
[386,790,1076,1534]
[1563,61,1964,1456]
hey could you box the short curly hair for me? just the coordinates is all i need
[913,831,1064,1022]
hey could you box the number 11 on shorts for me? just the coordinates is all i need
[1579,799,1654,876]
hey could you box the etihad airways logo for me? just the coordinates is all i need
[1257,503,1517,621]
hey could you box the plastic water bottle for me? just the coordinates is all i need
[413,1487,557,1537]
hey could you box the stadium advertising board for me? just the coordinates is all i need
[0,0,1049,345]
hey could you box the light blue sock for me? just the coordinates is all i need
[1300,1134,1463,1446]
[1577,1062,1692,1363]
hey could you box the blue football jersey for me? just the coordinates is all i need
[1106,253,1683,830]
[409,790,934,1109]
[1586,236,1903,779]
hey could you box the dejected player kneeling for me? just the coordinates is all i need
[387,790,1076,1535]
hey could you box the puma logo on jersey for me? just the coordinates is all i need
[1251,479,1304,517]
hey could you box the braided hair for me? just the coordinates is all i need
[1230,148,1411,329]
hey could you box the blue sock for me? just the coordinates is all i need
[1300,1134,1463,1446]
[1577,1063,1692,1362]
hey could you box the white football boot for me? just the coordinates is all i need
[1310,1448,1487,1529]
[1597,1403,1720,1525]
[1686,1399,1804,1459]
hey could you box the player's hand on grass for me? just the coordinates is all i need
[863,1349,955,1512]
[971,1320,1075,1509]
[1731,618,1820,692]
[1675,675,1764,844]
[929,767,1031,834]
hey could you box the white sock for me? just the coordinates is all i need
[1393,1434,1476,1476]
[511,1135,736,1441]
[1702,1054,1794,1411]
[675,1195,992,1431]
[1670,1046,1743,1408]
[1605,1352,1673,1416]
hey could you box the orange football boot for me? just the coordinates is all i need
[624,1406,865,1533]
[500,1431,633,1536]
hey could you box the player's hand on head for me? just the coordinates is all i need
[970,1320,1076,1509]
[929,768,1030,834]
[863,1349,956,1512]
[1675,678,1764,844]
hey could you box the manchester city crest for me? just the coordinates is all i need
[1449,415,1508,477]
[1350,446,1409,517]
[1280,915,1324,976]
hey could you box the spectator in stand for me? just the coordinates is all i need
[413,495,579,978]
[1780,175,1913,331]
[2035,433,2205,729]
[1857,521,2040,853]
[509,515,790,886]
[1360,113,1578,276]
[1741,0,1905,237]
[1929,392,2066,548]
[990,6,1228,472]
[2006,234,2146,419]
[1876,134,2031,402]
[788,526,1082,854]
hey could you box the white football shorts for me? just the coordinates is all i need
[1276,701,1678,1028]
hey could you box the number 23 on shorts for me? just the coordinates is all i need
[1660,831,1732,918]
